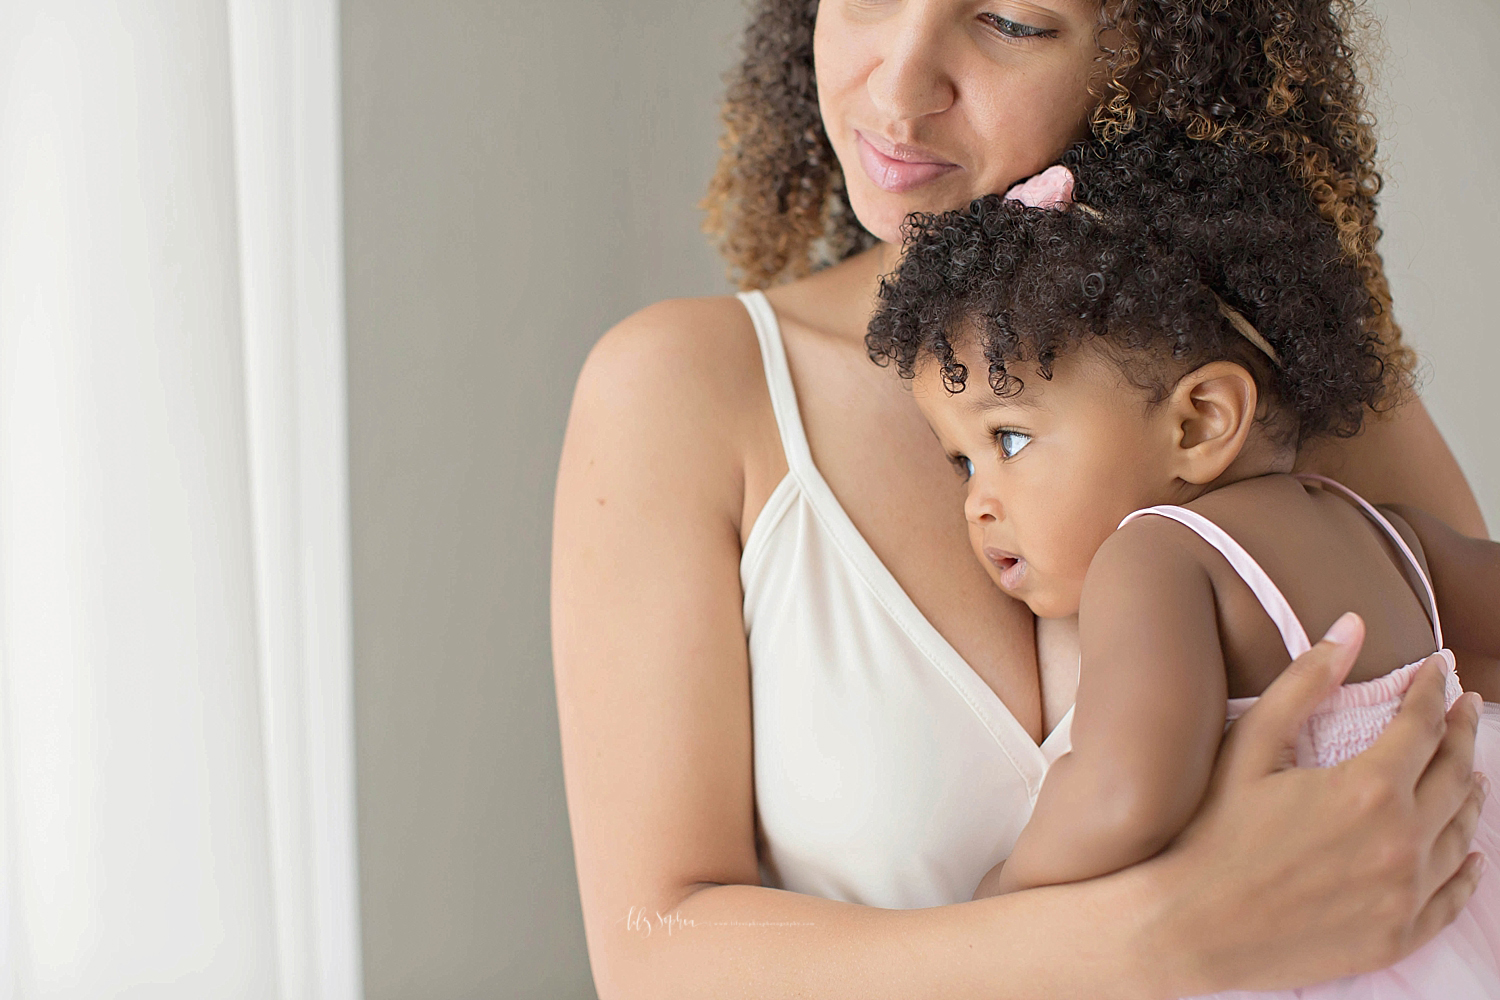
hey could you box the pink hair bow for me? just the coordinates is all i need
[1003,164,1075,209]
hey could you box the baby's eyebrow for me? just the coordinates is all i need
[956,388,1044,413]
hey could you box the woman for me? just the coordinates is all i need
[551,2,1490,996]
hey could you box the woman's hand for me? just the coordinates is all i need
[1142,612,1488,995]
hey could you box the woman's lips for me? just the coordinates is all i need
[985,547,1028,592]
[854,130,960,193]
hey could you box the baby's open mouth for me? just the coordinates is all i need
[984,548,1028,590]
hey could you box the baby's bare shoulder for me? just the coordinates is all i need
[1084,514,1218,612]
[1094,512,1218,572]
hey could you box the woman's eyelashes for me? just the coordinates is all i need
[978,12,1058,40]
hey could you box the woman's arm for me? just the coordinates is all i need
[988,521,1229,895]
[1297,397,1487,538]
[553,304,1487,999]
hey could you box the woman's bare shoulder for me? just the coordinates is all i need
[564,294,775,528]
[581,294,764,411]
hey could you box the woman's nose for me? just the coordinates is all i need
[865,8,956,124]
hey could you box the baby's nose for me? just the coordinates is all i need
[964,488,1001,525]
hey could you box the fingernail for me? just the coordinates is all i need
[1480,773,1491,800]
[1323,612,1361,647]
[1476,854,1487,879]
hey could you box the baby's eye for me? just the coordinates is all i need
[998,431,1031,459]
[951,455,975,480]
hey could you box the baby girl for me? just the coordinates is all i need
[866,125,1500,997]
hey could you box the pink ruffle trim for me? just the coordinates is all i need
[1226,649,1463,768]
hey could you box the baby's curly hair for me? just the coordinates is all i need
[865,124,1402,447]
[702,0,1411,382]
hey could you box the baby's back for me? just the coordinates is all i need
[1178,473,1438,699]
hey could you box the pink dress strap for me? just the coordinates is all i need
[1117,476,1444,663]
[1116,505,1313,659]
[1120,478,1463,775]
[1293,473,1444,650]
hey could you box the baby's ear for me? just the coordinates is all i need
[1164,362,1258,484]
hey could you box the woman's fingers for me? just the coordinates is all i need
[1406,852,1486,956]
[1357,655,1463,793]
[1411,692,1486,914]
[1330,658,1484,954]
[1411,690,1483,827]
[1219,613,1364,784]
[1426,777,1487,892]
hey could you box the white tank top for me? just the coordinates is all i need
[738,290,1073,909]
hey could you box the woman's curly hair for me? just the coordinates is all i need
[701,0,1411,380]
[864,124,1401,446]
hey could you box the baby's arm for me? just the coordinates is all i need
[984,517,1229,896]
[1380,504,1500,701]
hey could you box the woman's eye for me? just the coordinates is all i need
[979,13,1056,39]
[998,431,1031,458]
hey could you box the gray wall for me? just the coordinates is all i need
[1372,0,1500,529]
[341,2,1499,998]
[341,2,741,997]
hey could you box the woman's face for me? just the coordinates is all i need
[815,0,1105,244]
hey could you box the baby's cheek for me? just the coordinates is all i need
[974,556,1007,593]
[965,524,990,573]
[1028,595,1078,621]
[1036,576,1087,620]
[1048,542,1097,614]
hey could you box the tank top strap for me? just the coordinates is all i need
[1118,505,1313,659]
[1293,473,1444,650]
[737,290,820,484]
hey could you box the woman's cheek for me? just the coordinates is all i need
[811,3,868,145]
[970,92,1091,192]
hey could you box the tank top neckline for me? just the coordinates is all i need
[736,290,1073,765]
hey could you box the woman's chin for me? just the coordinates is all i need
[846,188,961,248]
[848,209,903,248]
